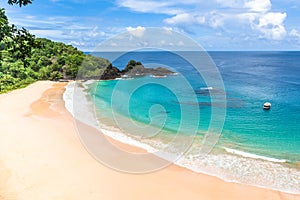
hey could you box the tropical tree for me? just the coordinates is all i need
[0,8,10,68]
[0,7,40,68]
[8,25,39,67]
[0,8,10,42]
[7,0,33,7]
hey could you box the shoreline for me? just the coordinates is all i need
[65,81,300,195]
[0,81,298,199]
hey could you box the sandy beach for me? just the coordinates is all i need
[0,81,299,200]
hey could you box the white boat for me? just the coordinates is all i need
[200,86,213,90]
[263,102,271,110]
[150,75,167,78]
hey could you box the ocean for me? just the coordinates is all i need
[64,51,300,194]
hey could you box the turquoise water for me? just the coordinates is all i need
[77,51,300,193]
[89,51,300,162]
[213,51,300,162]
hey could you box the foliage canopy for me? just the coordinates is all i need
[0,8,114,93]
[7,0,33,7]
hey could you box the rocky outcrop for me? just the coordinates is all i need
[97,60,175,80]
[121,60,175,77]
[101,64,122,80]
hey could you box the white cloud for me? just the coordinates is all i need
[5,14,115,51]
[162,27,174,35]
[237,12,257,23]
[117,0,182,15]
[117,0,289,42]
[178,41,184,46]
[110,42,118,47]
[30,30,65,39]
[289,29,300,42]
[257,12,286,28]
[215,0,244,8]
[166,13,205,26]
[164,13,196,25]
[68,41,85,46]
[164,11,226,29]
[86,26,106,38]
[290,29,300,38]
[206,11,225,29]
[126,26,146,37]
[5,0,294,50]
[244,0,271,12]
[252,12,287,40]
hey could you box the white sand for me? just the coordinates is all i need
[0,81,298,200]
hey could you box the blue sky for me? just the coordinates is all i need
[1,0,300,51]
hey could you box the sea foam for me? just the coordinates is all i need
[63,81,300,195]
[224,147,287,163]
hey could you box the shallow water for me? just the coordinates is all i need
[67,51,300,194]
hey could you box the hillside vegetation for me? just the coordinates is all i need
[0,8,112,93]
[0,8,173,94]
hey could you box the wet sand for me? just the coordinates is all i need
[0,81,298,200]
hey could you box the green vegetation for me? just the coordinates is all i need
[0,8,41,93]
[123,60,174,76]
[7,0,33,7]
[0,36,113,93]
[0,8,113,93]
[124,60,143,72]
[0,2,174,94]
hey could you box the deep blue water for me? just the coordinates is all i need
[89,51,300,162]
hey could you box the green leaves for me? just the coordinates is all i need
[124,59,144,72]
[0,5,117,93]
[0,9,39,68]
[7,0,33,7]
[7,26,39,67]
[0,8,10,42]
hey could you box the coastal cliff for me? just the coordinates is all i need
[99,59,175,80]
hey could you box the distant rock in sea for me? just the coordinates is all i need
[100,60,175,80]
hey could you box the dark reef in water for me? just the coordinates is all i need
[100,60,175,80]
